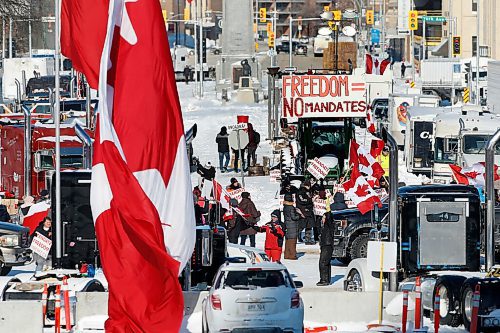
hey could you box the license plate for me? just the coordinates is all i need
[247,303,265,311]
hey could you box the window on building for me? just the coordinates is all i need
[472,36,478,56]
[472,0,478,12]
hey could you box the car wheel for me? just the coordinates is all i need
[349,235,369,260]
[344,268,362,291]
[0,262,12,276]
[433,277,465,327]
[461,278,480,331]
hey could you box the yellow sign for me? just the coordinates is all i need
[268,32,275,47]
[366,10,374,25]
[409,10,418,31]
[183,7,190,21]
[259,8,267,23]
[463,88,470,103]
[333,10,341,21]
[324,5,330,12]
[162,10,167,23]
[328,21,337,31]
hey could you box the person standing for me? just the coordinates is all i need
[227,177,241,191]
[238,192,260,247]
[283,194,301,260]
[216,127,230,173]
[183,65,191,84]
[225,199,242,244]
[377,146,390,176]
[30,216,53,271]
[232,148,246,173]
[296,180,314,244]
[253,210,285,262]
[401,62,407,78]
[246,123,260,168]
[196,161,216,198]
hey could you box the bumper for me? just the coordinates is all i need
[1,246,32,266]
[208,312,303,333]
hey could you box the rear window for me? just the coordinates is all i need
[218,270,289,290]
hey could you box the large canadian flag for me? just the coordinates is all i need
[449,163,500,187]
[343,168,382,215]
[366,54,390,75]
[62,0,196,332]
[349,140,385,180]
[23,202,50,235]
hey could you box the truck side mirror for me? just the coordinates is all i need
[201,229,213,267]
[34,152,42,173]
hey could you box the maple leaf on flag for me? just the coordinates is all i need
[355,184,370,197]
[358,154,370,167]
[464,171,480,179]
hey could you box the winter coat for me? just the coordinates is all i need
[227,183,241,191]
[197,165,216,181]
[330,192,348,211]
[216,132,230,153]
[254,221,285,249]
[0,205,10,222]
[320,212,335,246]
[283,202,300,239]
[296,186,313,217]
[30,222,52,249]
[238,198,261,235]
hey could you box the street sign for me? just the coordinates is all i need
[228,123,248,131]
[259,8,267,23]
[366,10,374,25]
[421,16,446,22]
[283,67,298,73]
[371,28,381,44]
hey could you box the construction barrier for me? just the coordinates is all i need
[41,283,48,325]
[410,81,415,88]
[463,88,470,104]
[63,277,71,330]
[415,277,422,330]
[55,285,61,333]
[470,285,481,333]
[402,290,409,333]
[433,289,440,333]
[305,325,336,333]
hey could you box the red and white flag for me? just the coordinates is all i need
[366,54,390,75]
[370,139,385,158]
[366,107,376,134]
[213,179,231,210]
[62,0,195,331]
[349,140,385,180]
[449,163,499,187]
[343,168,382,215]
[22,202,50,235]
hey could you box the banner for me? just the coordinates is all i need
[307,157,330,179]
[30,232,52,259]
[282,74,367,118]
[270,170,281,183]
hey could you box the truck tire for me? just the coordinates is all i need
[0,263,11,276]
[349,235,369,260]
[433,276,467,327]
[344,268,363,292]
[460,278,480,331]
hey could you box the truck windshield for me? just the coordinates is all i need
[435,137,458,163]
[311,125,345,158]
[61,155,83,168]
[463,135,500,154]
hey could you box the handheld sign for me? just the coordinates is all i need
[228,123,248,131]
[307,157,330,179]
[30,232,52,259]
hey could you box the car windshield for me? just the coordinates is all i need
[221,270,288,290]
[463,135,500,154]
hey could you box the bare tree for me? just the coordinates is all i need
[0,0,31,18]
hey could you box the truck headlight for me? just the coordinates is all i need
[0,235,19,247]
[492,318,500,326]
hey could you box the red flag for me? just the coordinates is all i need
[366,107,376,134]
[370,139,385,158]
[349,140,385,180]
[379,58,390,75]
[22,202,50,235]
[213,179,231,210]
[62,0,196,331]
[449,163,499,187]
[343,169,382,215]
[365,54,373,74]
[365,54,390,75]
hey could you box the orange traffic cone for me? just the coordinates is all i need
[62,276,71,330]
[41,284,48,325]
[54,285,61,333]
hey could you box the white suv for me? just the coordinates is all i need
[202,262,304,333]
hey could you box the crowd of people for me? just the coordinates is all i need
[215,125,260,173]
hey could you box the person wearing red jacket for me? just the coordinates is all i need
[253,210,285,262]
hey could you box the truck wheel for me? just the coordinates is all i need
[349,235,369,260]
[461,278,480,331]
[344,268,363,291]
[434,277,465,327]
[0,263,12,276]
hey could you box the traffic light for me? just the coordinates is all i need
[366,10,374,25]
[333,10,341,21]
[268,32,275,48]
[453,36,461,56]
[409,10,418,31]
[259,8,267,23]
[184,7,190,21]
[267,22,272,34]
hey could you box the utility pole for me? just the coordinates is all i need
[54,0,62,268]
[410,1,415,81]
[9,18,12,58]
[475,0,481,105]
[2,19,5,62]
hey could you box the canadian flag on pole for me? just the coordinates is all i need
[349,140,385,180]
[366,54,390,75]
[449,163,500,187]
[213,179,231,210]
[62,0,196,331]
[22,202,50,235]
[343,168,382,215]
[366,107,376,134]
[370,139,385,158]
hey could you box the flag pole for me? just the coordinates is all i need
[54,0,62,267]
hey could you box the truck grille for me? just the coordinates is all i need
[21,231,29,247]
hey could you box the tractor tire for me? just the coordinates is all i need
[461,278,481,331]
[349,235,369,260]
[433,276,467,327]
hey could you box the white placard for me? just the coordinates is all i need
[307,157,330,179]
[228,123,248,131]
[313,197,327,216]
[282,74,367,118]
[30,232,52,259]
[227,187,246,202]
[367,241,398,273]
[269,170,281,183]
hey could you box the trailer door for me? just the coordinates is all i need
[412,121,433,171]
[418,201,467,266]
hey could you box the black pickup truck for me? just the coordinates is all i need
[0,222,32,275]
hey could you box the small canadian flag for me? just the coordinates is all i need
[366,107,376,134]
[343,168,382,215]
[449,162,499,187]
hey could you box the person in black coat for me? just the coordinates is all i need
[296,180,314,244]
[0,204,10,222]
[197,161,216,198]
[330,192,348,211]
[283,194,301,260]
[30,217,53,271]
[216,127,230,172]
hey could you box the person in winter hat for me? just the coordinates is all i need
[296,180,314,244]
[216,126,230,172]
[246,123,260,168]
[37,189,50,203]
[197,161,216,198]
[227,177,241,191]
[283,193,301,260]
[253,210,285,262]
[225,199,242,244]
[329,192,348,211]
[238,192,261,247]
[30,216,53,271]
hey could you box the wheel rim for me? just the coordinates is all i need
[359,241,368,258]
[347,269,362,291]
[464,289,474,322]
[438,285,450,317]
